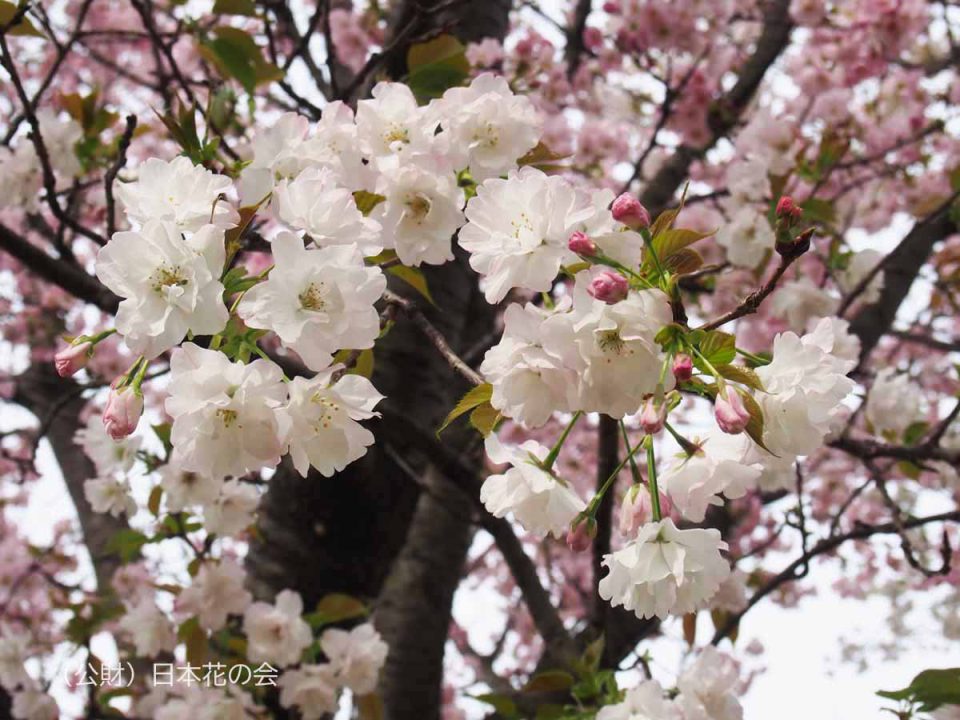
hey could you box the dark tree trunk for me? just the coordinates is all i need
[246,3,512,719]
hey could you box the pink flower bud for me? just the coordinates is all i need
[775,195,802,221]
[103,383,143,440]
[611,192,650,230]
[715,388,751,434]
[603,0,622,13]
[672,353,693,382]
[619,485,651,537]
[568,230,598,256]
[54,341,91,378]
[639,397,666,434]
[587,270,629,304]
[566,516,596,553]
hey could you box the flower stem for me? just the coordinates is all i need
[736,346,770,366]
[587,439,645,516]
[646,437,663,521]
[619,420,643,485]
[543,411,583,470]
[640,227,666,280]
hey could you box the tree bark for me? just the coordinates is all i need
[246,4,511,719]
[13,365,129,593]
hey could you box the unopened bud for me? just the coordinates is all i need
[639,397,666,434]
[566,515,596,553]
[54,341,92,378]
[775,196,802,222]
[619,484,651,536]
[611,192,650,230]
[587,270,629,304]
[672,353,693,382]
[715,388,750,435]
[568,230,598,256]
[103,382,143,440]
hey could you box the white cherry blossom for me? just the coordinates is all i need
[372,157,465,266]
[355,82,438,163]
[599,518,730,620]
[597,680,681,720]
[243,590,313,667]
[769,277,839,331]
[273,167,383,255]
[166,344,287,480]
[84,476,136,517]
[480,434,586,538]
[237,232,386,371]
[160,463,221,513]
[866,367,924,438]
[715,206,775,268]
[429,73,541,180]
[660,432,762,522]
[278,664,339,720]
[175,559,252,631]
[75,414,141,477]
[459,167,593,303]
[96,222,229,359]
[118,598,177,657]
[279,367,383,478]
[542,273,673,418]
[677,646,744,720]
[202,480,260,536]
[479,300,579,428]
[115,156,238,231]
[320,623,388,695]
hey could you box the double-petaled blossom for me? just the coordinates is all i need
[320,623,388,694]
[866,367,924,438]
[459,167,593,303]
[165,344,287,480]
[429,73,541,181]
[372,156,465,266]
[278,664,339,720]
[115,156,238,231]
[480,300,579,428]
[755,318,855,456]
[599,518,730,620]
[96,222,229,359]
[175,560,252,632]
[237,231,386,371]
[355,82,438,163]
[243,590,313,668]
[659,431,762,522]
[279,367,383,478]
[273,167,383,255]
[118,598,177,658]
[480,434,586,538]
[541,271,673,418]
[676,646,744,720]
[597,679,681,720]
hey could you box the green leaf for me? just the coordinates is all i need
[522,670,575,694]
[655,323,686,352]
[800,197,835,225]
[714,363,764,391]
[438,383,493,435]
[902,421,929,446]
[469,403,502,437]
[471,693,518,718]
[518,140,571,170]
[649,209,679,239]
[106,529,149,563]
[405,34,469,103]
[652,227,714,259]
[148,485,163,517]
[152,422,172,451]
[354,190,386,216]
[212,0,257,14]
[313,593,369,624]
[698,330,736,366]
[387,265,435,305]
[199,27,283,95]
[661,247,704,275]
[178,618,208,667]
[740,390,773,454]
[0,1,43,37]
[349,348,375,378]
[878,668,960,712]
